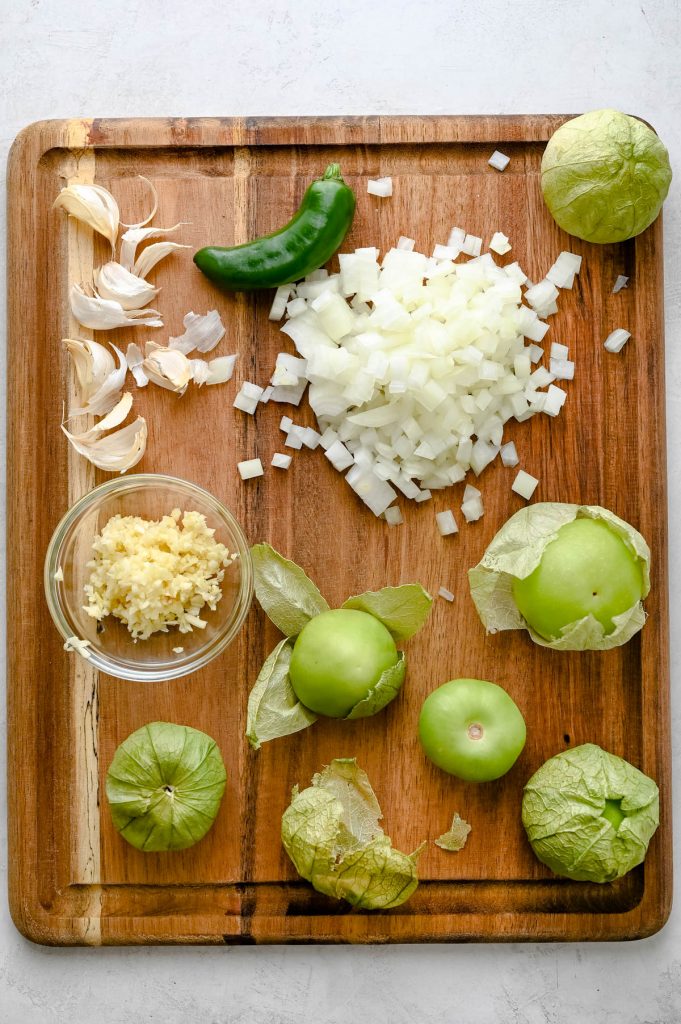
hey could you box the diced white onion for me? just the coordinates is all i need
[397,236,415,251]
[238,458,263,480]
[438,586,455,602]
[436,510,458,536]
[613,275,629,294]
[512,469,538,500]
[488,150,510,171]
[489,232,511,256]
[546,251,582,289]
[384,506,404,526]
[604,329,631,353]
[269,286,291,321]
[500,441,519,467]
[550,342,569,360]
[280,415,292,433]
[367,177,393,198]
[550,358,575,380]
[271,452,292,469]
[461,234,482,257]
[325,439,354,471]
[461,496,484,522]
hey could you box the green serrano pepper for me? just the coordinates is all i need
[193,164,356,291]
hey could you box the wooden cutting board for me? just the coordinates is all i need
[7,116,671,944]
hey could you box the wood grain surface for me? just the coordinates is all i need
[6,116,671,944]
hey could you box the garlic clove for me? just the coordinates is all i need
[63,338,116,398]
[168,310,226,355]
[143,347,193,393]
[70,344,128,416]
[62,416,148,473]
[93,261,159,310]
[53,184,119,251]
[64,392,134,441]
[70,284,163,330]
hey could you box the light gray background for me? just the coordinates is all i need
[1,1,680,1021]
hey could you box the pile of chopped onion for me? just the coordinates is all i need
[260,240,578,518]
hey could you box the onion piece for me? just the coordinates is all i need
[604,328,631,353]
[436,510,458,536]
[269,286,291,321]
[613,275,629,294]
[272,452,292,469]
[384,506,403,526]
[238,459,263,480]
[367,177,393,198]
[489,232,511,256]
[488,150,510,171]
[512,469,538,500]
[438,586,454,602]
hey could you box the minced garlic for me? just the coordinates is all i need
[83,508,235,640]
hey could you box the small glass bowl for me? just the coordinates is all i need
[44,474,253,682]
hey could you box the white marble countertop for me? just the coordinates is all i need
[1,1,680,1021]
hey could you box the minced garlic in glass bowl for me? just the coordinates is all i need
[44,475,253,682]
[83,509,237,640]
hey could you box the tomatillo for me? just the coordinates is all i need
[289,608,399,718]
[418,678,526,782]
[512,518,644,642]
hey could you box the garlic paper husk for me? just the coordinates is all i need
[70,284,163,330]
[62,393,148,473]
[125,343,149,387]
[204,354,238,385]
[143,345,193,393]
[69,344,128,416]
[93,261,159,310]
[467,503,651,651]
[64,392,134,441]
[169,310,225,355]
[53,184,119,251]
[63,338,116,400]
[119,176,158,229]
[134,241,190,279]
[119,222,189,273]
[190,360,211,386]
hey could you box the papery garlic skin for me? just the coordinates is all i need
[63,338,116,399]
[69,344,128,417]
[169,310,225,355]
[62,416,148,473]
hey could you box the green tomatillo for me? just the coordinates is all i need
[289,608,399,718]
[418,678,526,782]
[512,518,644,642]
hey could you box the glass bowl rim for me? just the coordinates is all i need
[43,473,254,682]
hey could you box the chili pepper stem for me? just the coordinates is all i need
[322,163,343,180]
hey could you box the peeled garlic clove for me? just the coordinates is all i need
[93,262,159,310]
[125,343,149,387]
[120,176,158,229]
[143,348,193,393]
[62,416,148,473]
[133,242,190,280]
[169,310,226,355]
[70,345,128,416]
[119,223,188,273]
[53,184,119,251]
[70,284,163,330]
[205,354,238,385]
